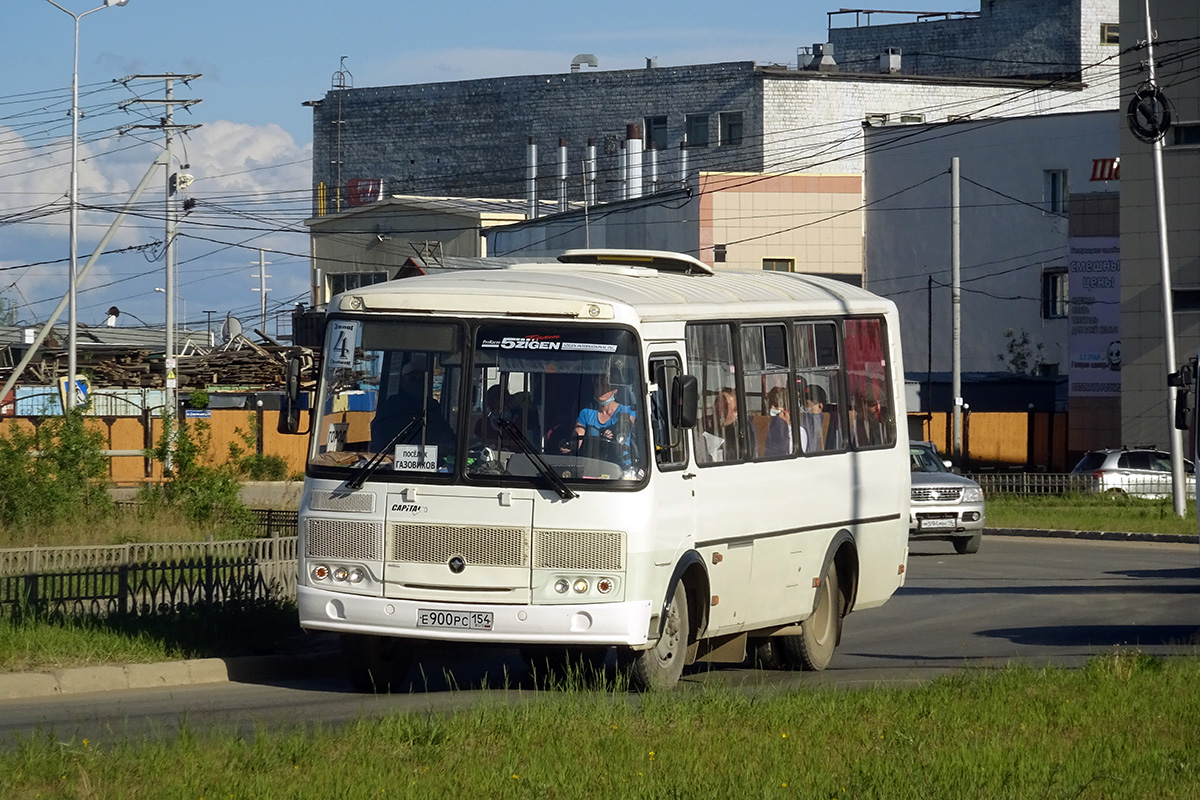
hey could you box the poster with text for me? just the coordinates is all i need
[1068,237,1121,397]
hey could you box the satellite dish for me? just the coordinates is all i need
[221,313,243,344]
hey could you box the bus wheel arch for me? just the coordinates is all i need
[621,551,708,691]
[778,532,858,671]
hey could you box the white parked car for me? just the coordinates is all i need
[909,441,985,555]
[1070,447,1196,498]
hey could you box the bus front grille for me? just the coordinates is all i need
[390,524,529,567]
[534,529,626,571]
[306,519,383,561]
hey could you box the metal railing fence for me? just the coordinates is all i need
[0,532,297,620]
[968,472,1194,498]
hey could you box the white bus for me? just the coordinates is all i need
[288,249,910,691]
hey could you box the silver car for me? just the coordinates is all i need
[1070,447,1196,498]
[909,441,985,554]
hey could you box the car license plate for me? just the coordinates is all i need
[918,517,956,530]
[417,609,493,630]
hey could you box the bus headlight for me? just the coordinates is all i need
[348,567,365,584]
[311,564,330,581]
[597,578,614,594]
[554,579,570,594]
[573,579,589,594]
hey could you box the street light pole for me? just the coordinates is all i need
[43,0,129,411]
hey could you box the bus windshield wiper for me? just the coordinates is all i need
[492,414,577,500]
[345,415,422,491]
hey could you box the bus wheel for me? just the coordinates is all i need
[953,532,982,555]
[624,581,688,691]
[341,634,413,693]
[780,564,841,671]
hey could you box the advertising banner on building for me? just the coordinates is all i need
[1068,236,1121,397]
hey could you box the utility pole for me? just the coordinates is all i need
[1139,1,1187,517]
[121,73,201,467]
[203,309,217,345]
[251,250,272,332]
[951,157,963,462]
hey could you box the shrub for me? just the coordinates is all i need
[229,413,288,481]
[141,413,254,536]
[0,408,112,528]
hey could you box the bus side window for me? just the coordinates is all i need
[686,323,742,465]
[844,318,897,450]
[650,356,689,469]
[796,321,845,454]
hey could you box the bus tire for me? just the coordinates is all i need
[624,581,688,691]
[953,532,982,554]
[341,633,413,693]
[780,563,841,671]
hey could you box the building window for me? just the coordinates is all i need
[719,111,744,147]
[713,244,727,263]
[1172,123,1200,147]
[1042,269,1068,319]
[685,114,709,147]
[763,258,794,272]
[1044,169,1068,215]
[329,271,388,297]
[1100,23,1119,45]
[644,116,668,151]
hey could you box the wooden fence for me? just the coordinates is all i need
[0,410,308,483]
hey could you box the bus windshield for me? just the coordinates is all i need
[308,318,647,485]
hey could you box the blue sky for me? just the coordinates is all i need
[3,0,970,336]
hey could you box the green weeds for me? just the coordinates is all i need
[2,651,1199,798]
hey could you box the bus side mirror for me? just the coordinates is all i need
[675,374,698,429]
[279,350,305,435]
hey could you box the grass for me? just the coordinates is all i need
[0,503,253,549]
[2,651,1199,798]
[0,601,301,673]
[986,493,1199,536]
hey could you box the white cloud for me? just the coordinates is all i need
[1,121,313,330]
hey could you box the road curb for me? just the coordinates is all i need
[0,651,339,701]
[1,530,1193,701]
[986,527,1196,544]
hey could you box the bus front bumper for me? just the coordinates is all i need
[298,585,653,647]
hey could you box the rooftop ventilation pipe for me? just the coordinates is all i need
[570,54,598,73]
[558,138,569,213]
[881,48,902,74]
[806,42,838,72]
[585,138,597,206]
[679,139,689,190]
[526,137,538,218]
[626,124,643,199]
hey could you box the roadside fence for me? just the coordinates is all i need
[1,508,298,620]
[968,472,1194,498]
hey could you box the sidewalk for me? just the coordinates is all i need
[1,528,1194,701]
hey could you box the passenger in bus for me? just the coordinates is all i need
[370,358,455,454]
[564,374,638,468]
[476,384,541,447]
[764,385,793,457]
[800,383,827,453]
[851,390,886,448]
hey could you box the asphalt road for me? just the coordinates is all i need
[3,536,1198,745]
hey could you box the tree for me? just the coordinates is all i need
[997,327,1045,375]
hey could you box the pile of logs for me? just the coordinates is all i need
[2,339,296,390]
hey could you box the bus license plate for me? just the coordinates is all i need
[918,517,956,530]
[417,609,494,630]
